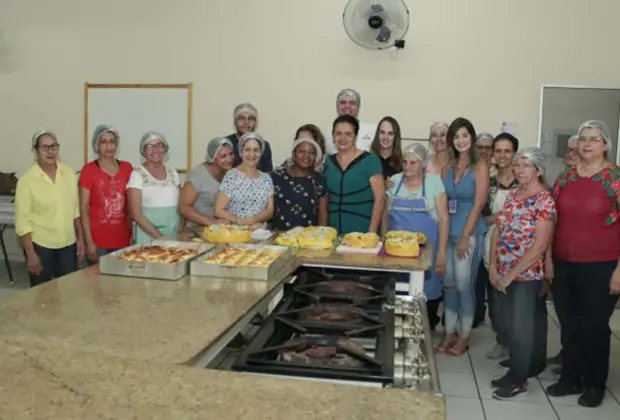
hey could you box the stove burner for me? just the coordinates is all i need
[280,337,367,368]
[312,281,374,297]
[297,305,364,324]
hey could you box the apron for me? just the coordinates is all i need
[388,176,441,299]
[133,206,180,245]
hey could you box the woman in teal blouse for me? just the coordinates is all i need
[323,115,385,234]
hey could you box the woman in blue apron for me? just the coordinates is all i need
[383,143,450,329]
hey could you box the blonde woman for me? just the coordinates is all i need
[127,132,181,244]
[426,122,451,176]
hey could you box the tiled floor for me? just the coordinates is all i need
[1,261,619,419]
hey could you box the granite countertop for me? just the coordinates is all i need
[0,342,445,420]
[0,260,298,364]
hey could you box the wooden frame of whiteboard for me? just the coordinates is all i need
[83,83,194,173]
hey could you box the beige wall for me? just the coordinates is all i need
[1,0,620,174]
[2,0,620,260]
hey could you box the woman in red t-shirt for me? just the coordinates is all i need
[546,120,620,408]
[78,125,133,263]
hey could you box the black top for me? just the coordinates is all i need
[380,155,398,179]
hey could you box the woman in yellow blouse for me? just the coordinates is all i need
[15,131,84,287]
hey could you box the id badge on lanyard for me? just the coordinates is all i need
[448,198,458,214]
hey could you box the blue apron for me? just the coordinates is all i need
[388,176,441,300]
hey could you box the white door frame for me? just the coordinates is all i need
[537,84,620,164]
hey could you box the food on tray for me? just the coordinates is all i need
[342,232,379,248]
[274,226,338,249]
[384,237,421,257]
[203,247,284,267]
[118,245,200,264]
[203,224,252,244]
[385,230,427,245]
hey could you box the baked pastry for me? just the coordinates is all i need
[385,230,427,245]
[274,226,338,249]
[384,237,421,258]
[204,224,252,244]
[342,232,380,248]
[118,246,199,264]
[274,227,306,247]
[303,226,338,242]
[204,247,284,267]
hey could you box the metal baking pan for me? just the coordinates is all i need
[99,239,214,281]
[190,243,292,281]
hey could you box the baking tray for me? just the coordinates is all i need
[99,239,214,281]
[190,243,292,281]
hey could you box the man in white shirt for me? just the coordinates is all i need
[325,89,377,155]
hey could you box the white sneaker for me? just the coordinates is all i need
[486,344,509,360]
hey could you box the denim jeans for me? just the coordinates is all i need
[553,259,619,388]
[28,242,78,287]
[443,235,484,338]
[86,247,120,267]
[499,280,541,385]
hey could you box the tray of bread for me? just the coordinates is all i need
[382,231,427,258]
[99,240,214,280]
[190,243,292,281]
[203,224,253,244]
[336,232,383,255]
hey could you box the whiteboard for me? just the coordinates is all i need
[84,84,193,172]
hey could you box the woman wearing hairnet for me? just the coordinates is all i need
[488,147,556,400]
[15,131,84,286]
[547,120,620,407]
[226,103,273,172]
[78,125,133,263]
[279,124,327,171]
[126,132,181,244]
[178,137,235,227]
[214,132,274,225]
[382,143,449,330]
[270,137,327,230]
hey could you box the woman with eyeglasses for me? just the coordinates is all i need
[78,125,133,263]
[126,132,181,244]
[546,120,620,408]
[226,103,274,172]
[15,131,84,286]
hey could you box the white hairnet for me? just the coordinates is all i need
[336,89,361,106]
[567,134,579,148]
[238,131,265,154]
[477,132,494,142]
[139,131,168,156]
[91,124,119,154]
[206,137,234,163]
[514,147,547,183]
[233,102,258,120]
[31,130,57,150]
[403,143,429,166]
[291,136,323,166]
[578,120,611,144]
[429,122,449,134]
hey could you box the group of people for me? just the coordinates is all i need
[12,88,620,407]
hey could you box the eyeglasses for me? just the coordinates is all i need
[577,136,605,144]
[39,143,60,152]
[477,145,492,151]
[144,143,166,150]
[236,115,256,122]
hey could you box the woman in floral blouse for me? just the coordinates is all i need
[489,147,556,401]
[546,120,620,408]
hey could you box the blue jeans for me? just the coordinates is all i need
[86,247,119,267]
[499,280,542,385]
[28,242,78,287]
[443,235,484,338]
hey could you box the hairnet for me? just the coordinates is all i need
[238,131,265,154]
[233,102,258,120]
[577,120,611,144]
[336,89,361,106]
[429,122,449,134]
[139,131,168,156]
[206,137,234,163]
[515,147,547,183]
[567,134,579,148]
[31,130,57,150]
[91,124,119,154]
[403,143,429,166]
[291,136,323,166]
[477,132,494,142]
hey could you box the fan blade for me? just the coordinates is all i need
[370,4,384,14]
[376,26,391,43]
